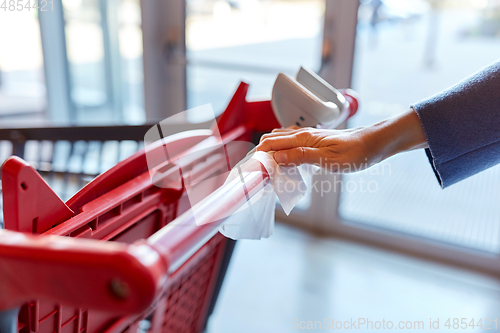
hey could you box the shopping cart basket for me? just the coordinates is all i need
[0,82,358,333]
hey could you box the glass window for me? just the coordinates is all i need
[0,8,46,121]
[340,0,500,253]
[64,0,108,115]
[118,0,144,124]
[185,0,326,117]
[62,0,144,124]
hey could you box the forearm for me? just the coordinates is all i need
[361,109,428,164]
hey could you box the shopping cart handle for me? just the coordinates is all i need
[0,230,168,314]
[147,169,270,273]
[0,169,269,314]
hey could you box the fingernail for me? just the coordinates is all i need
[274,152,287,164]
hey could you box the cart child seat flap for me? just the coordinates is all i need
[2,156,74,234]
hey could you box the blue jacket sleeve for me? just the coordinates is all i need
[411,60,500,188]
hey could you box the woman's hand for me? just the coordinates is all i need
[256,109,428,173]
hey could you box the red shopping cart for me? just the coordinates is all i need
[0,82,358,333]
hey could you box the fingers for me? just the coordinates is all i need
[257,134,300,152]
[259,131,295,142]
[273,147,323,166]
[261,125,312,138]
[273,148,344,171]
[272,125,299,132]
[258,128,318,152]
[270,125,299,132]
[259,127,305,142]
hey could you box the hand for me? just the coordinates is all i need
[256,109,428,172]
[256,126,375,172]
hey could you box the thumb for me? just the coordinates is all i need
[273,147,322,166]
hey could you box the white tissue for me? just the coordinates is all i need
[219,151,308,240]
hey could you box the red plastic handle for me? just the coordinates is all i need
[340,88,360,119]
[0,160,270,315]
[147,168,269,273]
[0,230,167,313]
[0,81,359,316]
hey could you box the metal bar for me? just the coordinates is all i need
[141,0,187,121]
[0,308,19,333]
[0,123,212,142]
[100,0,123,121]
[38,0,75,122]
[320,0,359,88]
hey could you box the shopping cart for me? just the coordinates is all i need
[0,121,214,208]
[0,82,358,333]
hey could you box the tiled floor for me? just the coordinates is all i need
[208,222,500,332]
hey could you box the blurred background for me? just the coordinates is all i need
[1,0,500,332]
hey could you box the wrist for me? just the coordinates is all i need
[361,109,428,163]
